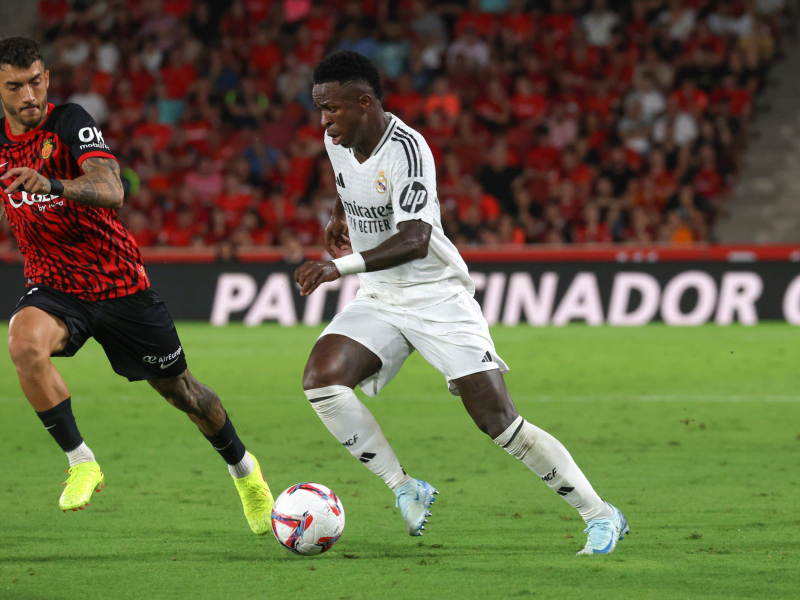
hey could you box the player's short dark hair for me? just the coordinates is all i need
[314,50,383,100]
[0,36,44,70]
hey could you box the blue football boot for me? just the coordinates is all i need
[394,479,438,536]
[576,504,629,555]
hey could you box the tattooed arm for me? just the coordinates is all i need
[1,157,124,209]
[60,158,124,208]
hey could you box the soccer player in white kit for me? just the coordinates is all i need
[295,51,629,555]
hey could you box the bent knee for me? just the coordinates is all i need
[479,419,513,440]
[302,365,337,391]
[467,402,519,439]
[8,337,50,371]
[478,410,520,439]
[302,356,351,391]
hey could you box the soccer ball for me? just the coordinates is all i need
[270,483,345,556]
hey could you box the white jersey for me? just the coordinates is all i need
[324,114,473,309]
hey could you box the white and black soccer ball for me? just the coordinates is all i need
[270,483,345,556]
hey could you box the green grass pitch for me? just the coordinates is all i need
[1,323,799,600]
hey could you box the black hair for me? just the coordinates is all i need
[313,50,383,100]
[0,36,44,70]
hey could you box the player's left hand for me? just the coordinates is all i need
[1,167,51,195]
[295,261,341,296]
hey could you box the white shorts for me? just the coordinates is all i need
[319,291,509,397]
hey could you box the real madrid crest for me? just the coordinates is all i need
[376,170,387,193]
[41,138,54,160]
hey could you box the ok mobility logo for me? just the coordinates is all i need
[77,126,109,151]
[209,269,800,326]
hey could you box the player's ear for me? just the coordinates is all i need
[359,93,372,113]
[44,70,50,90]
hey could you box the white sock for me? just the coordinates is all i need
[229,452,255,479]
[494,416,612,523]
[66,441,95,467]
[306,386,411,490]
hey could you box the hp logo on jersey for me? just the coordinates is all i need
[399,181,428,213]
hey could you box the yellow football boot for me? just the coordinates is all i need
[232,453,274,535]
[59,462,104,512]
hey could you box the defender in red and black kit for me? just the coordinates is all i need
[3,99,150,299]
[0,37,274,532]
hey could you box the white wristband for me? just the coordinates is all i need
[332,252,366,276]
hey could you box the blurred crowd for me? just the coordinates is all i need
[0,0,793,252]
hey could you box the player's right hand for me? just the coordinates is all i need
[2,167,50,195]
[295,260,341,296]
[324,213,350,258]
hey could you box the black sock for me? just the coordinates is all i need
[36,397,83,452]
[203,413,246,465]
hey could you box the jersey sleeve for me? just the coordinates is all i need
[55,103,118,172]
[387,130,439,229]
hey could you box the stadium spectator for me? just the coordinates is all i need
[652,96,699,147]
[601,146,639,200]
[446,25,491,72]
[25,0,784,252]
[626,73,667,125]
[582,0,620,47]
[424,78,461,123]
[479,141,523,215]
[574,203,613,243]
[656,0,697,42]
[385,73,424,123]
[547,105,579,150]
[67,66,109,125]
[618,100,652,155]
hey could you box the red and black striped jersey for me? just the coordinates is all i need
[0,103,149,301]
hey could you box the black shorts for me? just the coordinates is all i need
[12,285,188,382]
